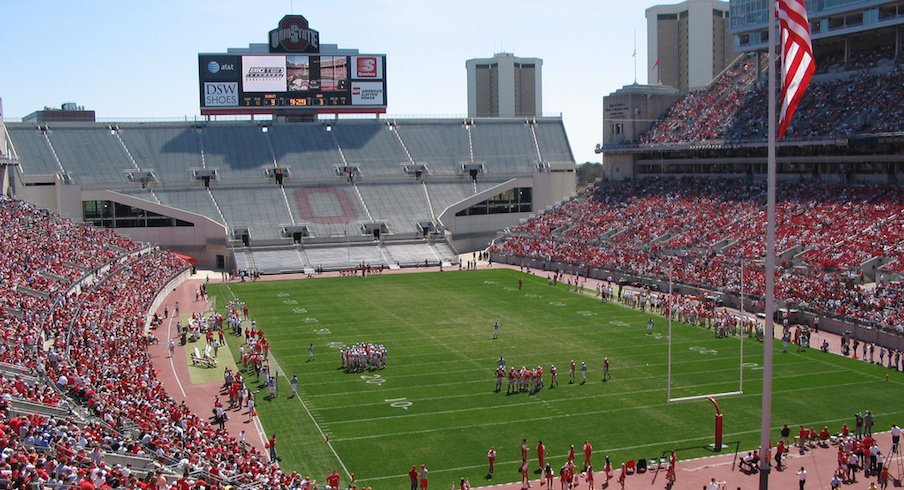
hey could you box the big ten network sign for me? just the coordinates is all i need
[198,15,387,116]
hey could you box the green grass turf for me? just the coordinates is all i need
[179,314,241,384]
[206,269,904,487]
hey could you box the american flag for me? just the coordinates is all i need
[777,0,816,138]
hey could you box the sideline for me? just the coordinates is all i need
[357,423,902,483]
[165,313,188,398]
[222,285,270,457]
[223,283,352,479]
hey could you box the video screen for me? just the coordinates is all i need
[287,55,348,92]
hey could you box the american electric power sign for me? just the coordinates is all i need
[199,15,386,114]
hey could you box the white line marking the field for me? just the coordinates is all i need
[304,361,846,411]
[330,376,875,439]
[165,311,187,398]
[223,284,352,480]
[354,413,904,483]
[295,352,837,395]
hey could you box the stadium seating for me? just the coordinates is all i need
[394,121,472,175]
[492,178,904,331]
[637,53,760,145]
[8,118,570,269]
[0,195,315,487]
[635,50,904,145]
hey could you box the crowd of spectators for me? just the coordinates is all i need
[815,44,896,75]
[492,178,904,332]
[637,53,759,145]
[635,50,904,145]
[0,194,310,488]
[730,70,904,140]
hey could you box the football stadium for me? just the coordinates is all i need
[1,1,903,489]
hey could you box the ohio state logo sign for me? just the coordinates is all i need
[269,15,320,53]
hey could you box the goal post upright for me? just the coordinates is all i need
[739,259,744,393]
[667,268,673,402]
[666,262,746,407]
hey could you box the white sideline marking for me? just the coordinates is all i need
[353,417,904,483]
[224,284,352,479]
[165,311,187,398]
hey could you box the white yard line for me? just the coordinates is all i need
[354,422,904,483]
[331,377,880,440]
[224,284,352,479]
[300,361,850,411]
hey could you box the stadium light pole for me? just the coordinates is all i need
[758,2,779,488]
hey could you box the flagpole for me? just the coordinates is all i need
[758,1,779,487]
[633,30,638,85]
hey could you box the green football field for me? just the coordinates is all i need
[207,269,904,487]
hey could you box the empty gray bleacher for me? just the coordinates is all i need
[269,123,343,179]
[476,179,510,193]
[395,121,471,176]
[117,189,158,204]
[384,242,451,265]
[213,186,293,239]
[470,120,538,174]
[330,121,408,177]
[234,240,458,272]
[305,244,384,268]
[155,189,224,224]
[118,125,202,183]
[357,183,432,234]
[431,240,457,259]
[6,125,61,175]
[244,248,306,273]
[46,125,132,185]
[285,184,367,237]
[534,120,575,163]
[116,189,223,226]
[425,182,477,214]
[9,399,73,421]
[200,124,272,180]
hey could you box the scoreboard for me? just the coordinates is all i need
[198,15,386,116]
[199,53,386,115]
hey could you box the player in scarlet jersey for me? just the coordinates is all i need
[495,367,505,392]
[326,470,340,490]
[521,439,529,462]
[537,441,547,472]
[487,446,496,477]
[583,441,592,470]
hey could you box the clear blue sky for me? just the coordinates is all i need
[0,0,674,164]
